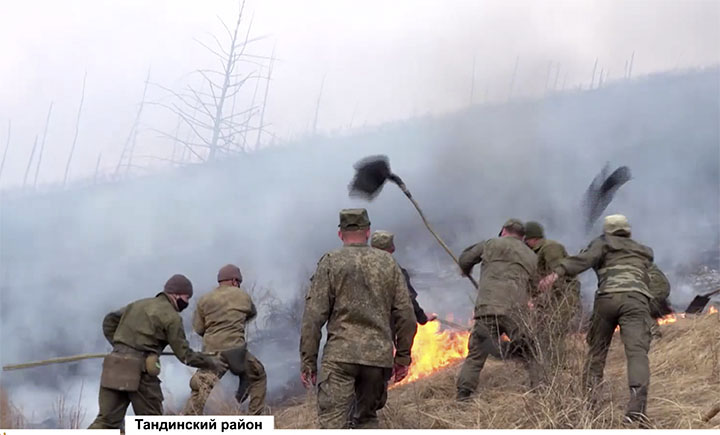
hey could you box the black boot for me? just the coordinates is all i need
[624,386,650,427]
[234,374,250,404]
[456,388,474,402]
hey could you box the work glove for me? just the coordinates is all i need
[425,312,438,322]
[391,363,409,383]
[301,370,317,389]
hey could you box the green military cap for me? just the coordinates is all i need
[603,214,631,235]
[339,208,371,231]
[524,221,544,239]
[502,218,525,236]
[370,230,394,250]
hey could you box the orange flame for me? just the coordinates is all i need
[393,320,469,387]
[393,305,718,387]
[657,313,677,325]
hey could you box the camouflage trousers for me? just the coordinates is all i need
[183,351,267,415]
[316,360,392,429]
[584,292,652,393]
[457,314,538,395]
[88,373,163,429]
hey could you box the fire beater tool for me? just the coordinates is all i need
[348,155,478,289]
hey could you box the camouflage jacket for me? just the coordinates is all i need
[103,293,211,368]
[401,267,428,324]
[459,236,538,316]
[300,243,417,372]
[555,234,654,298]
[192,285,257,352]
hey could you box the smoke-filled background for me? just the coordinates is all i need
[1,0,719,427]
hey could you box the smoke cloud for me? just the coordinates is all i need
[1,67,718,425]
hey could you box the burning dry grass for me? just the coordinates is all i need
[275,311,720,429]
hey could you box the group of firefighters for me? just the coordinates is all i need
[87,207,669,429]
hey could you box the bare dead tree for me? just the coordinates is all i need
[348,102,359,130]
[507,55,519,101]
[93,153,102,185]
[312,73,326,135]
[115,68,151,178]
[155,0,271,161]
[63,72,87,188]
[33,102,53,189]
[0,120,10,183]
[169,115,183,165]
[545,61,553,92]
[590,58,598,89]
[469,55,476,105]
[254,42,275,149]
[22,135,39,189]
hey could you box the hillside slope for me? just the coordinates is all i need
[275,312,720,429]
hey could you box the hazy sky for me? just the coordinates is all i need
[1,0,718,187]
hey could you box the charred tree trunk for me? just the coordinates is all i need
[22,135,39,189]
[116,68,151,177]
[33,102,54,189]
[312,73,326,135]
[255,43,275,149]
[0,120,10,184]
[63,72,87,188]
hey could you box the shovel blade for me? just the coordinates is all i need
[685,295,710,314]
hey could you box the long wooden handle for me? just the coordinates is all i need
[392,179,479,290]
[435,317,471,332]
[703,401,720,422]
[3,351,176,371]
[702,287,720,298]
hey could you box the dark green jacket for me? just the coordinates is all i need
[103,293,211,368]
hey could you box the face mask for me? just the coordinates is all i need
[176,298,189,312]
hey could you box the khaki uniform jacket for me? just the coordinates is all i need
[531,238,580,298]
[192,285,256,352]
[102,293,209,368]
[533,239,567,276]
[300,243,417,372]
[556,234,654,298]
[459,236,538,316]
